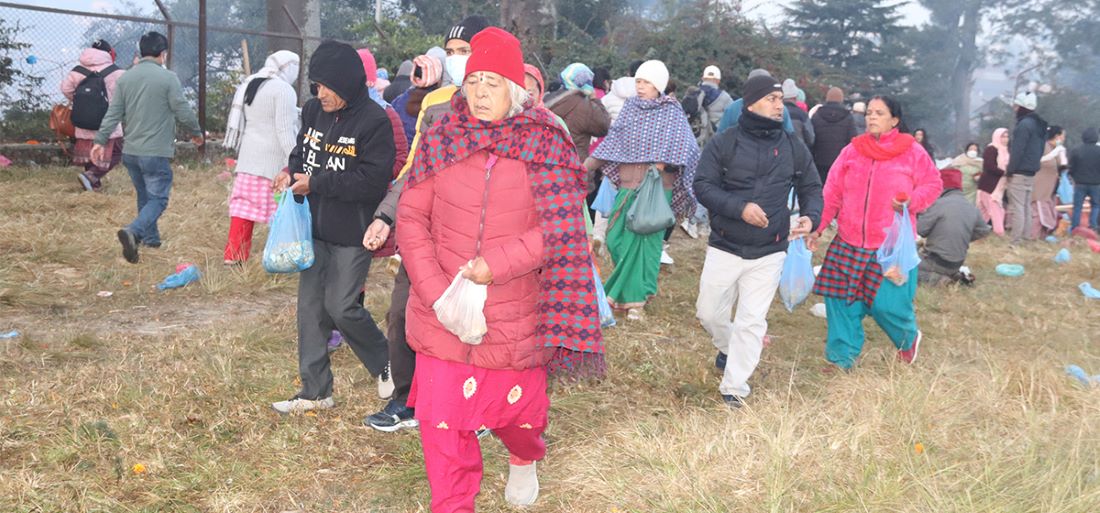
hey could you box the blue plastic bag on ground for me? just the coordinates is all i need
[876,205,921,285]
[592,176,616,217]
[158,264,200,290]
[779,237,815,312]
[263,193,315,273]
[592,262,616,328]
[1054,248,1071,263]
[1080,282,1100,299]
[1057,172,1074,204]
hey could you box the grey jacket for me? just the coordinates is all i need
[917,189,991,267]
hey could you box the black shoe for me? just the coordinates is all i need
[117,229,139,263]
[721,394,744,408]
[715,351,727,371]
[365,399,418,432]
[140,240,162,249]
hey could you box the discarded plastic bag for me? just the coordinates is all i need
[591,262,615,328]
[1054,248,1071,264]
[432,269,488,344]
[263,193,315,273]
[1065,365,1100,387]
[876,204,920,285]
[1080,282,1100,300]
[779,238,815,312]
[158,264,200,290]
[995,264,1025,277]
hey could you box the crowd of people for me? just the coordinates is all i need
[56,15,1099,513]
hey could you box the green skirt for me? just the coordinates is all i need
[603,187,672,309]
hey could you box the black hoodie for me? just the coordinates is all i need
[1069,128,1100,185]
[1007,109,1048,176]
[810,102,857,182]
[288,41,396,247]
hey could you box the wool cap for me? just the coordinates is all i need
[634,60,669,93]
[1014,90,1037,110]
[940,168,963,191]
[782,78,799,99]
[464,27,526,87]
[446,15,491,44]
[742,74,783,107]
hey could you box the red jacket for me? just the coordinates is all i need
[819,129,942,249]
[397,150,551,370]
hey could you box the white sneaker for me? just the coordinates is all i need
[680,219,699,239]
[271,396,334,415]
[377,363,394,400]
[660,247,674,265]
[505,461,539,506]
[626,308,643,321]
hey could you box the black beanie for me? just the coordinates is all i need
[92,39,112,53]
[742,74,783,108]
[445,15,491,44]
[308,40,365,104]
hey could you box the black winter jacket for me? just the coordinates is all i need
[1069,128,1100,185]
[693,110,824,259]
[1007,111,1048,176]
[289,89,397,247]
[784,101,815,147]
[810,102,857,182]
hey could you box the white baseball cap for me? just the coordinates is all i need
[702,65,721,80]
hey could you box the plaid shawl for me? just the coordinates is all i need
[813,238,884,307]
[591,95,700,219]
[405,94,605,378]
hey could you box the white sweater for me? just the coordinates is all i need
[235,78,299,180]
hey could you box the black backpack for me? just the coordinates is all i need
[70,64,119,130]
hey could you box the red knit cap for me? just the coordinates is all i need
[940,168,963,191]
[356,48,377,86]
[464,27,525,87]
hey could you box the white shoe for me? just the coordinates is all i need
[626,308,643,321]
[504,461,539,506]
[377,363,394,400]
[680,219,699,239]
[271,396,334,415]
[660,248,674,265]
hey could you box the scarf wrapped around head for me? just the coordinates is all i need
[561,62,594,95]
[524,63,545,107]
[989,127,1010,170]
[405,94,605,378]
[224,50,300,151]
[590,95,701,219]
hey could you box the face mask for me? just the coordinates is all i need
[1055,140,1063,146]
[967,150,978,159]
[445,55,469,87]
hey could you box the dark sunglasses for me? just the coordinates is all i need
[309,82,319,96]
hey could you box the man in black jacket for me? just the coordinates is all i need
[693,74,823,408]
[810,87,857,184]
[271,40,396,415]
[1005,90,1048,243]
[1069,127,1100,231]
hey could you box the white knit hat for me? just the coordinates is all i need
[635,60,669,94]
[1014,90,1037,110]
[702,65,721,80]
[782,78,799,100]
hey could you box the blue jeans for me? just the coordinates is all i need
[122,154,173,245]
[1071,183,1100,231]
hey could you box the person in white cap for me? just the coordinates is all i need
[694,65,733,143]
[852,101,867,134]
[1005,90,1049,244]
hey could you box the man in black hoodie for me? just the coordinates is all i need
[271,40,396,415]
[693,74,823,408]
[1069,127,1100,231]
[810,87,857,184]
[1005,90,1048,243]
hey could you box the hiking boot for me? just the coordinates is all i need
[377,363,394,400]
[721,394,744,408]
[140,240,161,249]
[898,330,922,364]
[271,396,334,415]
[326,330,343,353]
[365,399,418,432]
[77,173,94,192]
[715,351,727,371]
[504,460,539,506]
[117,229,139,263]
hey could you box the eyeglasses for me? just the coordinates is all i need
[309,82,319,96]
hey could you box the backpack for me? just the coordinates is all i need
[70,64,119,130]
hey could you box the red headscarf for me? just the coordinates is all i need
[523,63,544,107]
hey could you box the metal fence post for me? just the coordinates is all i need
[198,0,207,161]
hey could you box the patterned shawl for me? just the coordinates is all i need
[405,94,605,378]
[591,94,700,218]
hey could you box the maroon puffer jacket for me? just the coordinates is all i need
[396,150,551,370]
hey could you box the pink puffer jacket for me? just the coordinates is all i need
[819,129,943,249]
[59,48,124,140]
[397,150,552,370]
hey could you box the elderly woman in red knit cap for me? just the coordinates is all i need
[397,27,603,512]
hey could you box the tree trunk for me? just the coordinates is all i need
[950,0,982,152]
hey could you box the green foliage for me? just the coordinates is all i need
[0,107,52,142]
[0,18,44,113]
[351,14,442,71]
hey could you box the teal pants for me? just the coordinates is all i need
[825,267,919,369]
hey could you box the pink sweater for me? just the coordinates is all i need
[59,48,124,140]
[819,129,943,249]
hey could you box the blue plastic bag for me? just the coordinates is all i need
[592,262,616,328]
[779,237,814,312]
[592,176,616,217]
[158,264,200,290]
[1054,248,1071,264]
[1080,282,1100,300]
[876,205,921,285]
[1057,172,1074,204]
[263,193,315,273]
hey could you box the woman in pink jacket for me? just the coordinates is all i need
[809,96,942,370]
[397,28,602,512]
[60,39,124,192]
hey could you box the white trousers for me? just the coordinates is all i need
[695,246,785,397]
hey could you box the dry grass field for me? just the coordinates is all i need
[1,162,1099,512]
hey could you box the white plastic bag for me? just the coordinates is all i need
[432,268,488,345]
